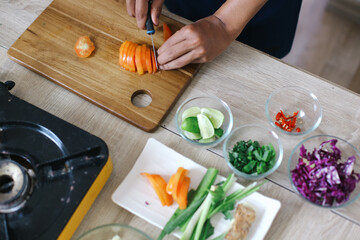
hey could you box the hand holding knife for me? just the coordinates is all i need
[145,0,159,70]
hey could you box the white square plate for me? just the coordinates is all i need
[112,138,281,240]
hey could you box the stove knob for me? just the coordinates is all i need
[4,81,15,91]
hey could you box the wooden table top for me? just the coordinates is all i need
[1,1,360,239]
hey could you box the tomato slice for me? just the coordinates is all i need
[135,45,144,75]
[163,23,172,42]
[74,36,95,58]
[145,47,152,74]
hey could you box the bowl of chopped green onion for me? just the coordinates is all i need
[265,86,322,136]
[223,124,283,180]
[175,96,233,148]
[289,135,360,208]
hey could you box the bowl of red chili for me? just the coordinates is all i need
[289,135,360,208]
[265,86,322,136]
[223,124,283,180]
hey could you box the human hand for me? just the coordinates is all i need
[157,15,234,70]
[126,0,164,29]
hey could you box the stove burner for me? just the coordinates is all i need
[0,160,32,213]
[0,81,111,240]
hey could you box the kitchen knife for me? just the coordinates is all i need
[145,0,159,70]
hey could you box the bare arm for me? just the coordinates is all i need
[157,0,267,70]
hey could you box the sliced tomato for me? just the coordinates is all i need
[141,173,173,206]
[145,47,152,74]
[135,45,144,75]
[163,23,172,42]
[75,36,95,58]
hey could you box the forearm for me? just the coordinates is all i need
[214,0,267,40]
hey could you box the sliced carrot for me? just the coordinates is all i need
[127,42,137,72]
[151,49,157,73]
[166,173,176,194]
[145,47,152,74]
[122,41,131,70]
[177,176,190,210]
[119,41,127,66]
[129,42,137,72]
[153,175,173,206]
[140,44,147,72]
[163,23,172,42]
[171,167,188,201]
[135,45,144,75]
[125,42,133,70]
[141,173,173,206]
[74,36,95,58]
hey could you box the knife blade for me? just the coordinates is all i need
[145,0,159,70]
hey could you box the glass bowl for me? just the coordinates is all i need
[77,224,152,240]
[288,135,360,208]
[175,96,233,148]
[223,124,283,180]
[265,86,322,136]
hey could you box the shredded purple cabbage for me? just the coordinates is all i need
[291,139,360,206]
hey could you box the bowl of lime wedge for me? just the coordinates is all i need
[175,96,233,148]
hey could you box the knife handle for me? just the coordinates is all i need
[146,0,155,35]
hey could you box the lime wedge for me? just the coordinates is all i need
[197,114,214,139]
[182,107,201,121]
[199,136,216,143]
[214,128,224,138]
[181,117,200,133]
[183,131,202,140]
[201,108,224,129]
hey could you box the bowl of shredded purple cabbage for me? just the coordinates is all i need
[289,135,360,208]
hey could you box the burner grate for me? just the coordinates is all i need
[0,81,111,239]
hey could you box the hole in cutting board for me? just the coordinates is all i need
[131,90,152,108]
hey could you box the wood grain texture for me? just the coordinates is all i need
[7,0,200,132]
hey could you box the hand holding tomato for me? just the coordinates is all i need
[157,15,234,70]
[126,0,164,29]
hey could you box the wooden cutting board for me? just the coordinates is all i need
[7,0,200,132]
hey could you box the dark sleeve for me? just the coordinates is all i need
[164,0,302,58]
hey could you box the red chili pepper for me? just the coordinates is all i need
[274,110,301,133]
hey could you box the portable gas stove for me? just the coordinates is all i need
[0,81,113,240]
